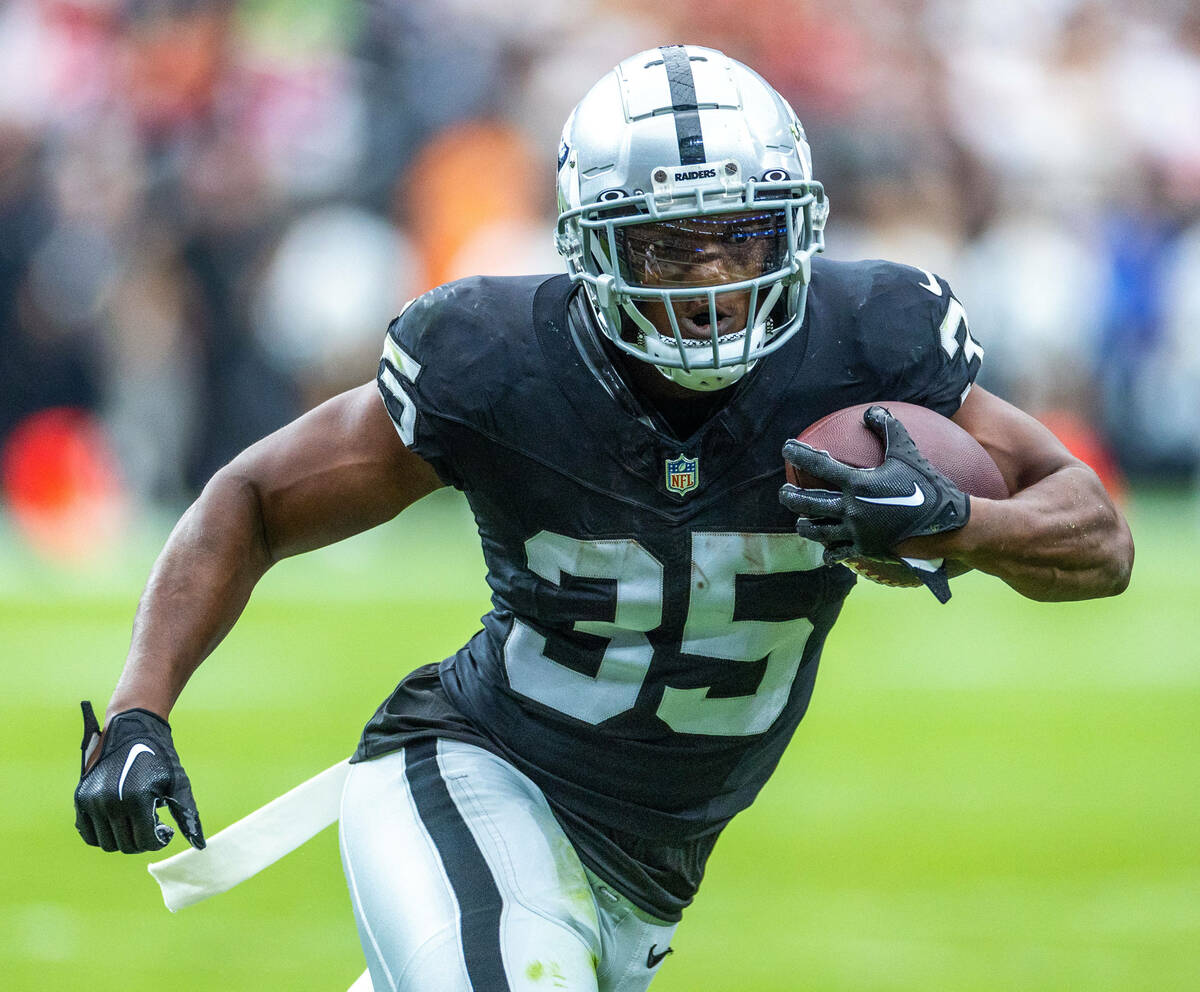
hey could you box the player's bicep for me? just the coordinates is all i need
[222,381,444,561]
[951,386,1080,494]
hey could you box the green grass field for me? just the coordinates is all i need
[2,488,1197,991]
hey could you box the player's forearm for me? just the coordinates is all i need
[903,463,1133,601]
[105,470,275,721]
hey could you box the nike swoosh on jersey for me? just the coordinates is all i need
[855,483,925,507]
[918,269,942,296]
[118,744,155,800]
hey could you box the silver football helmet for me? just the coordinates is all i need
[555,44,828,391]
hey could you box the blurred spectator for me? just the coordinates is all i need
[0,125,104,444]
[955,208,1108,415]
[402,120,550,291]
[1096,165,1199,477]
[253,203,418,409]
[103,224,200,500]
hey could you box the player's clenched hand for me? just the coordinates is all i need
[74,700,206,854]
[778,405,970,562]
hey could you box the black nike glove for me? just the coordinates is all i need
[779,405,970,601]
[74,700,206,854]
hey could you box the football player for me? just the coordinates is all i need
[75,45,1133,991]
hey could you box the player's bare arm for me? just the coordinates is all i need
[75,382,441,853]
[107,381,442,722]
[899,385,1134,601]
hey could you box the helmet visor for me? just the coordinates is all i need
[615,209,789,291]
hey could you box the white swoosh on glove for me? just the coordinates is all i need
[855,483,925,507]
[118,744,155,800]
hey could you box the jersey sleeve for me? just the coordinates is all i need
[861,265,984,418]
[376,293,465,489]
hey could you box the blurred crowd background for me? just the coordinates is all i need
[1,0,1198,558]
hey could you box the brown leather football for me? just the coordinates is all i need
[786,401,1009,586]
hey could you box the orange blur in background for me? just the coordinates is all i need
[2,407,128,564]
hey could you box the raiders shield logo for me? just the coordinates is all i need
[665,453,699,496]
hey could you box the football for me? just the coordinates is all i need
[786,401,1009,587]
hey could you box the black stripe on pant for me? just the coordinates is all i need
[405,739,510,991]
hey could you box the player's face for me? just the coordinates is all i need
[618,211,785,342]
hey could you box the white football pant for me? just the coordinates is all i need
[340,740,678,992]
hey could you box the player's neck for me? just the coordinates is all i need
[574,297,734,438]
[614,351,733,439]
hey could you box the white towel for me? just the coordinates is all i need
[147,758,352,912]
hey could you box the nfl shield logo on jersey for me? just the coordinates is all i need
[665,453,699,496]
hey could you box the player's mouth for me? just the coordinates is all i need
[676,301,740,340]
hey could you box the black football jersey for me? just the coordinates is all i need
[356,256,983,919]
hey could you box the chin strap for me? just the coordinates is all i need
[654,360,750,392]
[644,315,776,392]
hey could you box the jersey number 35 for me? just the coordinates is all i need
[505,531,822,737]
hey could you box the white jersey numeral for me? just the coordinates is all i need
[379,336,422,446]
[505,533,662,724]
[504,530,822,736]
[659,533,820,736]
[938,297,984,365]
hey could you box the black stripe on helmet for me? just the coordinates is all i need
[659,45,705,165]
